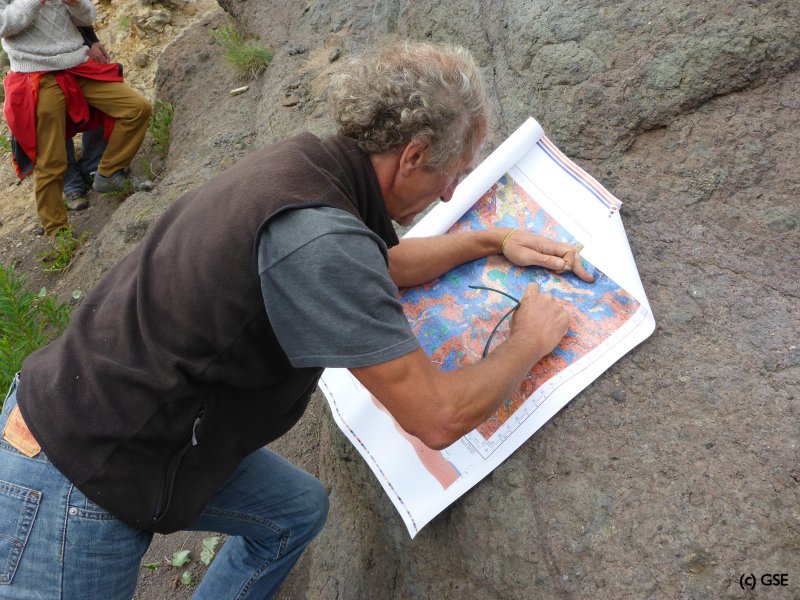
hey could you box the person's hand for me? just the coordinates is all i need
[87,42,110,63]
[61,0,81,6]
[509,284,570,357]
[501,229,594,282]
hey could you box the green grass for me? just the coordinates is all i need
[211,24,243,47]
[227,44,273,80]
[37,227,88,274]
[148,98,174,159]
[0,135,11,156]
[0,265,72,401]
[211,25,272,80]
[118,15,131,29]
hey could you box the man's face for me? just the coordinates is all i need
[390,151,475,227]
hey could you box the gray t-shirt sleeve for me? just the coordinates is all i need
[258,206,419,368]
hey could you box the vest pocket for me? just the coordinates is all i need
[152,405,204,525]
[152,441,192,524]
[0,480,41,585]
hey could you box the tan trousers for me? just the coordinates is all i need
[34,74,152,236]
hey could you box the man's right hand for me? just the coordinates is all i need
[509,284,569,359]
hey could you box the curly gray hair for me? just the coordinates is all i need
[329,41,489,170]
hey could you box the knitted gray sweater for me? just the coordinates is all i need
[0,0,95,72]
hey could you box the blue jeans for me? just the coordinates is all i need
[64,128,107,196]
[0,377,328,599]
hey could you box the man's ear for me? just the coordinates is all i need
[397,140,429,177]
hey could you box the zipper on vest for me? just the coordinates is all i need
[191,405,204,446]
[153,403,204,523]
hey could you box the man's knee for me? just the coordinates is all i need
[309,479,329,536]
[118,92,151,125]
[296,475,329,541]
[135,96,152,123]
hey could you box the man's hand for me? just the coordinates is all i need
[509,284,570,358]
[61,0,82,5]
[87,42,110,63]
[502,229,594,282]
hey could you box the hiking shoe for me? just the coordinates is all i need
[93,170,129,193]
[65,191,89,211]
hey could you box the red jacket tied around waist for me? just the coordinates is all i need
[2,60,123,179]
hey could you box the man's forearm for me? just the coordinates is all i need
[388,228,513,288]
[432,333,550,444]
[77,24,98,46]
[352,279,569,450]
[351,336,544,450]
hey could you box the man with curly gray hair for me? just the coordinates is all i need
[2,40,592,599]
[325,41,593,448]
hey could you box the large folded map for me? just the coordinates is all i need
[319,118,656,537]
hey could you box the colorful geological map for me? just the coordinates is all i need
[399,174,640,442]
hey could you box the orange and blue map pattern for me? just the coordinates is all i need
[399,174,640,441]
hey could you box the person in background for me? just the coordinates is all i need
[63,26,110,211]
[0,0,150,237]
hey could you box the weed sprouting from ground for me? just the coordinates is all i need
[0,265,72,400]
[148,98,174,159]
[0,135,11,156]
[140,535,220,583]
[211,25,272,80]
[37,227,88,274]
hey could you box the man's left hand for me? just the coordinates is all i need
[502,229,595,282]
[87,42,110,63]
